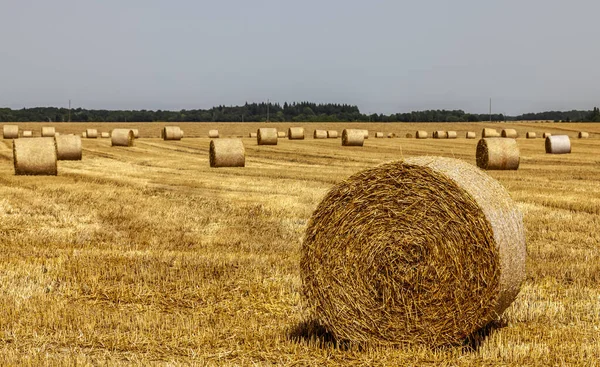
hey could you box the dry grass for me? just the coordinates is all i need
[0,122,599,365]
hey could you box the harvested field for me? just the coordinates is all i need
[0,122,599,365]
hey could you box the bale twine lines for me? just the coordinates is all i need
[482,128,500,138]
[208,129,219,138]
[416,131,428,139]
[301,157,525,347]
[288,127,305,140]
[526,132,537,139]
[13,137,58,176]
[101,132,110,138]
[327,130,338,138]
[163,126,183,141]
[545,135,571,154]
[210,139,245,168]
[22,130,33,138]
[55,134,82,161]
[466,132,477,139]
[257,128,278,145]
[41,126,55,137]
[86,129,98,139]
[578,132,589,139]
[447,131,457,139]
[342,129,364,147]
[542,132,552,139]
[111,129,135,147]
[314,130,328,139]
[433,131,448,139]
[3,125,19,139]
[501,129,519,139]
[476,138,520,170]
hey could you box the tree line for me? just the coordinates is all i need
[1,102,599,122]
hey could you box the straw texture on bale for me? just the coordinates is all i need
[447,131,457,139]
[302,157,525,347]
[257,128,278,145]
[545,135,571,154]
[476,138,520,170]
[22,131,33,138]
[13,137,58,176]
[341,129,364,146]
[288,127,305,140]
[41,127,55,137]
[416,131,428,139]
[86,129,98,139]
[501,129,518,139]
[313,130,328,139]
[208,129,219,138]
[434,131,448,139]
[482,128,500,138]
[466,132,476,139]
[111,129,135,147]
[388,133,397,138]
[277,131,286,138]
[163,126,182,141]
[3,125,19,139]
[101,132,110,138]
[405,133,412,139]
[542,132,551,138]
[55,135,82,161]
[375,132,384,138]
[209,139,245,168]
[526,132,537,139]
[131,129,139,138]
[327,130,338,138]
[578,132,589,139]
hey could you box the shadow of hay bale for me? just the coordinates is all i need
[462,320,508,352]
[288,319,352,350]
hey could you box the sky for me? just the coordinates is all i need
[1,0,599,115]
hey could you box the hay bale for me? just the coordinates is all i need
[342,129,364,146]
[313,130,328,139]
[476,138,520,170]
[578,132,589,139]
[416,131,428,139]
[249,132,257,138]
[277,131,286,138]
[388,133,397,138]
[3,125,19,139]
[55,134,82,161]
[111,129,135,147]
[501,129,518,139]
[327,130,338,138]
[131,129,139,138]
[208,129,219,138]
[405,133,412,139]
[545,135,571,154]
[542,132,551,138]
[86,129,98,139]
[482,128,500,138]
[302,157,525,347]
[447,131,457,139]
[163,126,182,141]
[210,139,245,168]
[101,132,110,138]
[466,132,476,139]
[257,128,278,145]
[13,137,58,176]
[375,132,384,138]
[526,132,536,139]
[288,127,305,140]
[180,130,184,138]
[41,127,55,137]
[362,130,369,139]
[82,132,87,138]
[22,130,33,138]
[434,131,448,139]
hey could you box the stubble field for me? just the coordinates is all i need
[1,122,599,365]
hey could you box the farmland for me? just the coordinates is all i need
[1,122,599,365]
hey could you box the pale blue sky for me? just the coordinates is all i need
[1,0,599,114]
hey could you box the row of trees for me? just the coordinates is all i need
[1,102,599,122]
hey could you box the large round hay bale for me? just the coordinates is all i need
[86,129,98,139]
[327,130,338,138]
[482,128,500,138]
[13,137,58,176]
[342,129,364,146]
[131,129,139,138]
[526,132,536,139]
[447,131,457,139]
[578,132,589,139]
[501,129,518,139]
[3,125,19,139]
[111,129,135,147]
[302,157,525,347]
[545,135,571,154]
[434,131,448,139]
[208,129,219,138]
[476,138,520,170]
[257,128,278,145]
[466,131,476,139]
[41,126,55,137]
[22,130,33,138]
[416,131,428,139]
[375,132,384,138]
[55,134,82,161]
[163,126,182,141]
[288,127,305,140]
[210,139,245,168]
[313,130,328,139]
[542,132,551,138]
[277,131,286,138]
[101,132,110,138]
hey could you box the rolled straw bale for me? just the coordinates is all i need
[208,129,219,138]
[434,131,448,139]
[545,135,571,154]
[288,127,305,140]
[131,129,139,138]
[388,133,397,138]
[85,129,98,139]
[13,137,57,175]
[526,132,536,139]
[22,130,33,138]
[342,129,364,146]
[405,133,412,139]
[249,132,257,138]
[327,130,338,138]
[257,128,278,145]
[55,134,82,161]
[101,132,110,138]
[41,127,55,137]
[501,129,518,139]
[163,126,182,141]
[82,132,87,138]
[180,130,184,138]
[362,130,369,139]
[3,125,19,139]
[209,139,245,168]
[578,132,589,139]
[466,132,476,139]
[277,131,286,138]
[542,132,551,138]
[416,131,428,139]
[302,157,525,347]
[482,128,500,138]
[313,130,328,139]
[375,132,384,138]
[447,131,457,139]
[111,129,135,147]
[476,138,520,170]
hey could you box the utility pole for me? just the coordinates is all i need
[68,99,71,122]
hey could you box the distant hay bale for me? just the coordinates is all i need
[111,129,135,147]
[277,131,287,138]
[476,138,520,170]
[180,130,184,138]
[405,133,412,139]
[433,131,448,139]
[327,130,338,138]
[578,132,589,139]
[482,128,500,138]
[416,131,428,139]
[542,132,551,138]
[86,129,98,139]
[501,129,518,139]
[375,132,384,138]
[302,157,525,347]
[3,125,19,139]
[41,127,55,137]
[447,131,457,139]
[22,130,33,138]
[526,132,537,139]
[388,133,397,138]
[249,132,257,138]
[545,135,571,154]
[257,128,278,145]
[466,132,476,139]
[288,127,305,140]
[362,130,369,139]
[208,129,219,138]
[82,132,87,138]
[313,130,328,139]
[210,139,245,168]
[342,129,364,146]
[55,134,82,161]
[163,126,182,141]
[131,129,139,138]
[13,137,57,176]
[101,132,110,138]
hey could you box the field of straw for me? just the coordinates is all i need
[1,122,599,365]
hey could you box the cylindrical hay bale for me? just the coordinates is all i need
[163,126,182,141]
[482,128,500,138]
[327,130,338,138]
[55,134,82,161]
[466,132,477,139]
[277,131,286,138]
[208,129,219,138]
[416,131,428,139]
[375,132,384,138]
[131,129,139,138]
[288,127,305,140]
[388,133,397,138]
[362,130,369,139]
[86,129,98,139]
[578,132,589,139]
[526,132,537,139]
[82,132,87,138]
[111,129,135,147]
[313,130,328,139]
[434,131,448,139]
[545,135,571,154]
[210,139,245,168]
[542,132,551,139]
[101,132,110,138]
[447,131,457,139]
[3,125,19,139]
[41,127,55,137]
[302,157,525,347]
[22,130,33,138]
[13,137,58,176]
[476,138,520,170]
[249,132,257,138]
[257,128,278,145]
[342,129,364,147]
[404,133,412,139]
[501,129,518,139]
